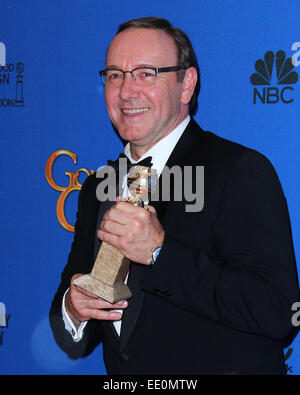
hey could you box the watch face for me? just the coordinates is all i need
[152,247,162,262]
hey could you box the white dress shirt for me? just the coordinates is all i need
[62,115,190,341]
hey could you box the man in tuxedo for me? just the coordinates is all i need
[50,17,299,374]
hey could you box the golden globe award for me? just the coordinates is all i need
[73,165,157,303]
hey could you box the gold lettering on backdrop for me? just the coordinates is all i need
[45,150,94,232]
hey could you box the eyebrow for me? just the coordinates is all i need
[105,64,156,69]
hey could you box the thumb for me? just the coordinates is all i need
[147,205,157,215]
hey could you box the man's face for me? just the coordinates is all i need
[105,28,189,153]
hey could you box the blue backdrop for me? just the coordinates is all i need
[0,0,299,374]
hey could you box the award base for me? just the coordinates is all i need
[73,273,132,304]
[73,241,132,303]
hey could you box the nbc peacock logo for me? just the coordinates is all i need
[250,50,298,104]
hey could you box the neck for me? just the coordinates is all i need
[130,144,153,161]
[129,112,189,160]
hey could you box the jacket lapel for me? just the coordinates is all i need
[119,262,149,350]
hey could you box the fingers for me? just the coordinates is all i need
[83,300,128,321]
[100,218,126,237]
[67,274,128,322]
[100,203,133,238]
[88,300,128,321]
[86,297,128,311]
[102,199,157,228]
[103,203,129,224]
[102,202,152,230]
[115,200,158,222]
[89,309,122,321]
[98,230,120,249]
[80,299,128,322]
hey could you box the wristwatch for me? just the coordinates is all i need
[148,246,162,265]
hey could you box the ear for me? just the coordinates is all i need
[180,67,198,105]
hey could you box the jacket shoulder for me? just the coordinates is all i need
[189,120,273,168]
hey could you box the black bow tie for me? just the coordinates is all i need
[107,153,152,173]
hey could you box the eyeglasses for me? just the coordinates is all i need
[99,66,186,87]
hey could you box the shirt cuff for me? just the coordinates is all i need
[62,288,88,342]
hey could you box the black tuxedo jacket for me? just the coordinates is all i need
[50,119,299,375]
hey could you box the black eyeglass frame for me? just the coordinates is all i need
[99,66,187,84]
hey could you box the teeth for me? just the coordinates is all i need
[122,108,149,114]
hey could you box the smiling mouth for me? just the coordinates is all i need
[121,107,150,115]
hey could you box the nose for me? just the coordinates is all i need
[119,73,140,101]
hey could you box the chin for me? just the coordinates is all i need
[118,127,148,144]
